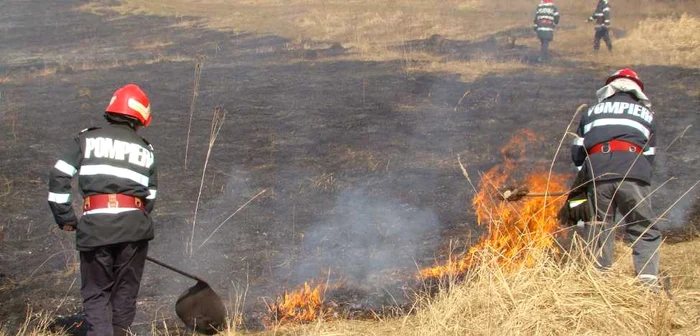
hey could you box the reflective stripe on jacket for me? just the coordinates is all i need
[48,123,157,250]
[571,92,656,184]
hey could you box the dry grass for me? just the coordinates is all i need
[101,0,527,44]
[101,0,700,73]
[307,172,339,192]
[557,14,700,69]
[246,240,700,336]
[613,14,700,67]
[83,0,563,80]
[408,247,692,335]
[0,54,192,85]
[0,309,67,336]
[5,1,694,83]
[5,233,700,335]
[5,1,699,335]
[405,58,534,82]
[1,101,22,143]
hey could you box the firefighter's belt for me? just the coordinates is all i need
[83,194,144,211]
[589,139,642,155]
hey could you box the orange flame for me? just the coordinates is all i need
[421,130,568,278]
[267,282,331,325]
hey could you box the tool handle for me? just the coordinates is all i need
[525,191,568,197]
[146,256,204,282]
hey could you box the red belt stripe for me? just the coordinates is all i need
[83,194,144,211]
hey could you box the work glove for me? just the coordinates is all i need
[557,170,592,226]
[558,191,592,226]
[59,221,77,232]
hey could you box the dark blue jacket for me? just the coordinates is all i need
[571,92,656,184]
[48,123,157,250]
[534,2,560,40]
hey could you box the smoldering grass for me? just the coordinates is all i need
[184,54,205,171]
[188,106,226,256]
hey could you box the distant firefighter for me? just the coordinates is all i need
[533,0,560,62]
[587,0,613,52]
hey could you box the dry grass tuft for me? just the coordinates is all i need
[613,14,700,67]
[410,243,695,336]
[0,309,67,336]
[0,175,13,206]
[307,172,339,192]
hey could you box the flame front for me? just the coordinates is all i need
[421,130,568,278]
[267,130,569,325]
[267,282,330,325]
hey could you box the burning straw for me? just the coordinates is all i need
[265,282,332,326]
[421,130,568,279]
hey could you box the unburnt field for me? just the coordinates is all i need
[0,0,699,334]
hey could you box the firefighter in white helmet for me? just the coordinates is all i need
[48,84,157,335]
[569,69,660,291]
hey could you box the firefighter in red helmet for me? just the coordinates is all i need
[587,0,613,52]
[533,0,560,62]
[569,68,661,291]
[48,84,158,335]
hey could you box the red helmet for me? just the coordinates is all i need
[606,68,644,91]
[105,84,152,127]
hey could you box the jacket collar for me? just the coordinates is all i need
[596,78,651,108]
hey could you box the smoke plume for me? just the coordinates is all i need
[286,187,439,287]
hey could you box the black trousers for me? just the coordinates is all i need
[583,180,661,278]
[539,39,550,61]
[593,27,613,52]
[80,241,148,336]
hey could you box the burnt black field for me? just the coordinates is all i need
[1,0,698,333]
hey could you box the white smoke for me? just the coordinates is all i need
[285,187,439,286]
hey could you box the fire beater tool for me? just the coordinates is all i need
[146,256,226,335]
[498,186,568,202]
